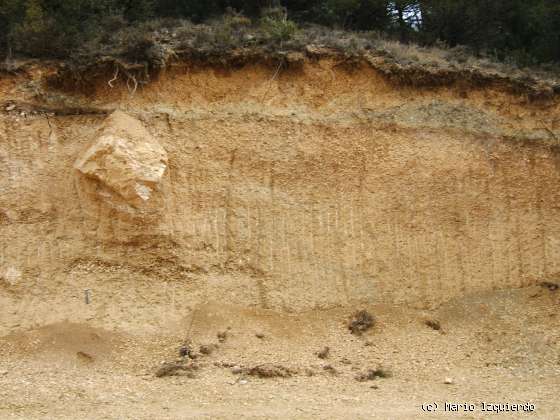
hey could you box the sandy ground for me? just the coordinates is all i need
[1,284,558,419]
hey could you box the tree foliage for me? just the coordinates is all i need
[0,0,559,65]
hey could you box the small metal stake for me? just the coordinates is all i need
[84,289,91,305]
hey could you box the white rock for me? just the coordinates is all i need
[74,111,168,211]
[444,378,454,385]
[3,267,21,285]
[231,366,243,374]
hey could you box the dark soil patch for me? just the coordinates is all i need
[541,282,559,292]
[316,346,330,359]
[424,319,441,331]
[355,366,392,382]
[199,344,218,355]
[348,310,375,335]
[178,345,190,358]
[155,361,200,378]
[76,351,94,364]
[247,364,295,378]
[323,365,339,375]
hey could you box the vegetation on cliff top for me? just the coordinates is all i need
[1,1,559,98]
[1,0,559,68]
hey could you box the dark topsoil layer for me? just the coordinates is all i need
[1,20,559,101]
[45,49,560,100]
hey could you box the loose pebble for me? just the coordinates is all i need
[231,366,244,374]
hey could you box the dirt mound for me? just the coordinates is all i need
[0,322,122,364]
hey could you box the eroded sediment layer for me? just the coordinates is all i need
[1,60,560,330]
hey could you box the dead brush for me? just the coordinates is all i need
[355,366,392,382]
[155,361,200,378]
[247,363,296,378]
[348,309,375,335]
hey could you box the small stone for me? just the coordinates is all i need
[444,378,454,385]
[5,104,15,111]
[255,332,265,339]
[0,370,8,375]
[323,365,338,375]
[316,346,330,359]
[179,346,190,358]
[239,379,248,385]
[425,319,441,331]
[231,366,244,374]
[220,362,235,368]
[77,352,94,363]
[541,281,559,291]
[199,344,217,355]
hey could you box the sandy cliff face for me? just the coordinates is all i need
[1,60,560,332]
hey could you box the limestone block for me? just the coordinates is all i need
[74,111,168,213]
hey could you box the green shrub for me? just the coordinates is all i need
[11,0,70,57]
[259,8,297,44]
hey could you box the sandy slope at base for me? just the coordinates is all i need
[1,285,558,419]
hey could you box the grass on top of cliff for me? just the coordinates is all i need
[4,12,559,96]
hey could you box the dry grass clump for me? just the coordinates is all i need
[348,310,375,336]
[375,39,560,85]
[355,366,393,382]
[247,364,296,378]
[155,361,200,378]
[90,18,555,73]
